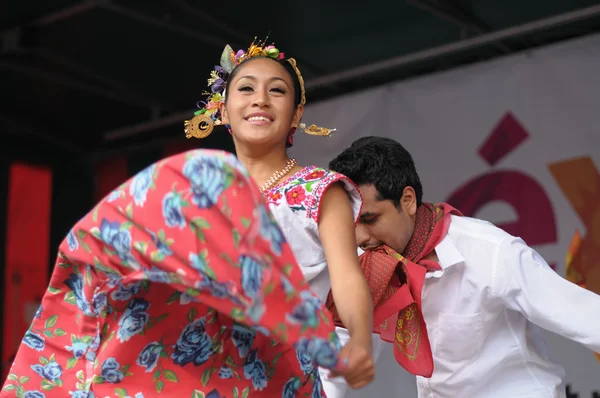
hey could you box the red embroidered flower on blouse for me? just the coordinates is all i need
[305,170,326,181]
[286,186,306,206]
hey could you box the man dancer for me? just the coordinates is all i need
[326,136,600,397]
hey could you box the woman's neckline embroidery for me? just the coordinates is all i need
[264,165,317,193]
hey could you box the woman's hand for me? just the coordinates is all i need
[331,335,375,389]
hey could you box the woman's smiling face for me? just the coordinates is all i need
[221,57,303,148]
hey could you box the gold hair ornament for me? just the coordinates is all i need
[184,113,219,139]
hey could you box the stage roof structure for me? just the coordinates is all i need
[1,0,600,163]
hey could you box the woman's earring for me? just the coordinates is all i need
[298,123,335,137]
[287,126,297,147]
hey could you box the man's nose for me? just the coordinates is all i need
[355,224,370,248]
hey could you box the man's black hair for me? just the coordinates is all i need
[329,136,423,207]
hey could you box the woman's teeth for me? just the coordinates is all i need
[247,116,271,122]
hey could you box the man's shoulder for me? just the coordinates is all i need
[443,215,520,275]
[448,214,513,247]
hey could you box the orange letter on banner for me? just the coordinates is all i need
[549,156,600,294]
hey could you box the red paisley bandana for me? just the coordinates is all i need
[325,203,462,377]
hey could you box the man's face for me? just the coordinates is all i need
[355,184,417,254]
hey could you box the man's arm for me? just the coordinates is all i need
[493,237,600,352]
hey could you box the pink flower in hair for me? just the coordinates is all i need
[206,101,219,110]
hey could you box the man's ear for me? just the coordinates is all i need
[401,186,417,216]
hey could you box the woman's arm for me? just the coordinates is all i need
[318,183,373,350]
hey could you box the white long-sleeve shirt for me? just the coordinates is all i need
[323,215,600,398]
[417,215,599,397]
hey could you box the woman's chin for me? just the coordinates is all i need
[233,132,286,148]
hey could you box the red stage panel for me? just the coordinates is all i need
[2,163,52,379]
[163,139,198,157]
[94,155,128,202]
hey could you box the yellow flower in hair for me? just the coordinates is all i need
[209,93,222,103]
[247,44,263,57]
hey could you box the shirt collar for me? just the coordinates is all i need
[426,233,465,278]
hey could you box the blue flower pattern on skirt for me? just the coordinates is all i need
[240,255,263,300]
[101,358,124,383]
[64,272,93,316]
[23,392,45,398]
[2,149,343,397]
[243,350,268,390]
[183,155,232,209]
[162,191,187,229]
[22,332,45,352]
[117,298,150,342]
[257,205,285,255]
[171,318,215,366]
[287,290,323,328]
[218,366,233,379]
[30,362,62,382]
[67,231,78,251]
[99,219,140,270]
[231,323,255,358]
[129,164,155,206]
[136,342,163,372]
[111,281,141,302]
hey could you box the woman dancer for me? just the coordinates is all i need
[1,150,347,397]
[184,38,375,396]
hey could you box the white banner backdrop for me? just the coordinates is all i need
[291,33,600,397]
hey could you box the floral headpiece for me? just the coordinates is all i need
[184,37,335,144]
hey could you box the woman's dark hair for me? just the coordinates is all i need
[224,56,302,107]
[329,136,424,207]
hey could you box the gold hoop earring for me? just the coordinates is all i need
[184,113,214,139]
